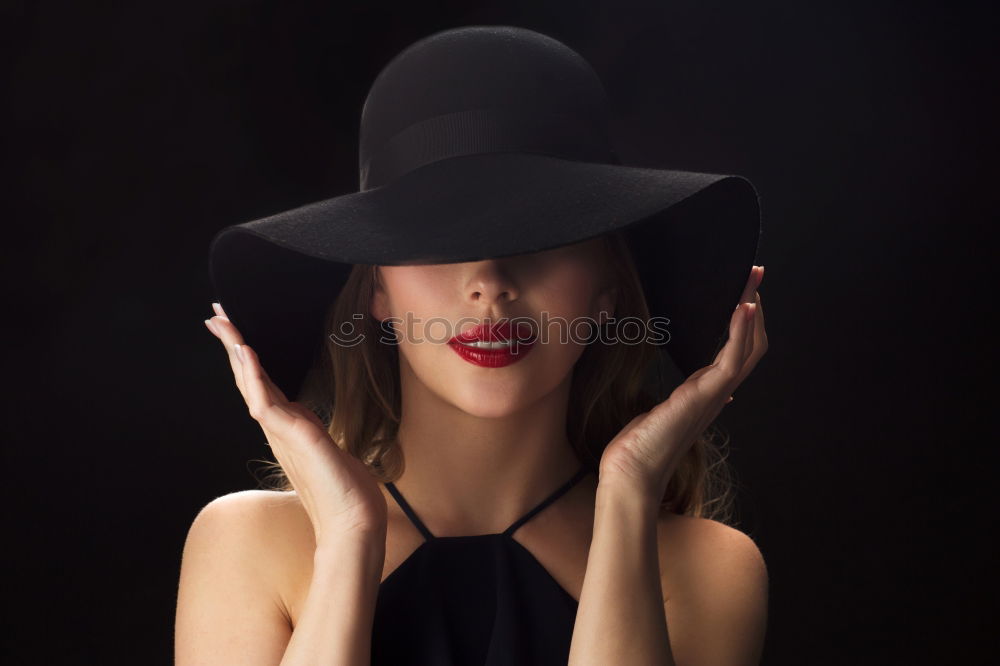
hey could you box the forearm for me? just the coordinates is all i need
[569,480,674,665]
[280,533,385,666]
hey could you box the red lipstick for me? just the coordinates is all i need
[447,320,536,368]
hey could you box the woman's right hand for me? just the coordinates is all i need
[204,302,387,548]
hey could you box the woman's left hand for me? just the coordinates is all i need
[598,265,768,502]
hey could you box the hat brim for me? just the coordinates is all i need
[209,151,761,398]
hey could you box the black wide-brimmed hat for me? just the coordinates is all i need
[208,25,762,401]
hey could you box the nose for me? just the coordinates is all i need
[466,259,519,310]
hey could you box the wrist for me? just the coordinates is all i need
[314,529,386,574]
[595,476,662,524]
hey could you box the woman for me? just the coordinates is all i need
[176,26,769,665]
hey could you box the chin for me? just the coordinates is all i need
[449,383,533,419]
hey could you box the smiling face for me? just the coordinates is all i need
[370,237,618,419]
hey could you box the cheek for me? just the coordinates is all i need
[497,259,601,376]
[379,270,467,375]
[537,267,606,336]
[380,268,453,339]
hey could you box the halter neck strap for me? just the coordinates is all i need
[384,463,592,541]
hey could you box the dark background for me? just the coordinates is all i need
[4,0,996,663]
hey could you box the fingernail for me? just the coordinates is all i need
[204,318,218,335]
[213,302,225,317]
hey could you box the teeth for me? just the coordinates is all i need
[460,339,515,349]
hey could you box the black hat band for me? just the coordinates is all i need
[360,107,620,191]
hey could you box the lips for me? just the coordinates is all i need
[450,320,535,344]
[447,320,537,368]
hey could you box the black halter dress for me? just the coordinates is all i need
[371,464,593,665]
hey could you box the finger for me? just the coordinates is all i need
[740,266,763,303]
[750,267,766,352]
[728,291,768,388]
[709,302,742,368]
[741,301,757,363]
[710,301,752,393]
[237,343,297,433]
[754,290,767,348]
[207,313,249,400]
[710,266,757,369]
[212,302,230,320]
[702,269,765,405]
[723,301,755,402]
[238,341,292,405]
[740,290,768,375]
[751,290,767,354]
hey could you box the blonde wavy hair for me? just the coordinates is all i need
[255,231,738,524]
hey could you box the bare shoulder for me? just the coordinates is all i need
[190,488,313,540]
[176,490,316,663]
[187,490,310,551]
[189,489,316,586]
[654,510,769,664]
[655,510,769,603]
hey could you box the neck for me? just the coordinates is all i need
[386,362,584,537]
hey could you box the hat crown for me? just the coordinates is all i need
[358,26,618,190]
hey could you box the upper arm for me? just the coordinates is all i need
[175,491,294,665]
[658,516,769,666]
